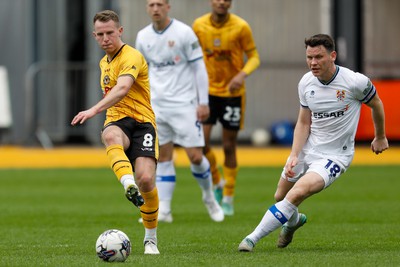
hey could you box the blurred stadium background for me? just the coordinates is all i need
[0,0,399,148]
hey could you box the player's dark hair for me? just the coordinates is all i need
[304,34,335,52]
[93,10,120,27]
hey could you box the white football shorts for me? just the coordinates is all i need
[281,149,353,188]
[153,104,205,147]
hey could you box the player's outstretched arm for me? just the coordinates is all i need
[71,76,133,125]
[71,108,98,126]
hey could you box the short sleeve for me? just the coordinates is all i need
[298,76,308,108]
[184,27,203,63]
[353,73,376,104]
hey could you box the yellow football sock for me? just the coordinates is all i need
[106,144,133,180]
[140,188,159,229]
[205,149,221,186]
[222,165,238,197]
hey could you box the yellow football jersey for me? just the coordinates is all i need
[193,13,258,97]
[99,44,156,127]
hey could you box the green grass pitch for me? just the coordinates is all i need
[1,166,399,266]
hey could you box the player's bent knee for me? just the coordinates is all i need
[285,187,311,206]
[190,155,203,165]
[101,131,115,144]
[223,145,235,156]
[135,174,155,192]
[187,150,203,165]
[102,130,124,146]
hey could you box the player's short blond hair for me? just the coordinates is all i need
[93,10,120,27]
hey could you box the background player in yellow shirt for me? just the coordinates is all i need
[71,10,160,254]
[193,0,260,215]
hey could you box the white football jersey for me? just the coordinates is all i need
[299,65,376,155]
[135,19,204,108]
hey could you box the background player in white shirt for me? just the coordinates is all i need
[238,34,389,252]
[136,0,224,223]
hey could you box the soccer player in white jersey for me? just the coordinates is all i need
[135,0,224,223]
[238,34,389,252]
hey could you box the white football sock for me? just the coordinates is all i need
[190,156,213,200]
[120,174,136,191]
[286,208,299,227]
[222,196,233,205]
[247,198,297,243]
[144,228,157,243]
[159,200,171,215]
[155,161,176,214]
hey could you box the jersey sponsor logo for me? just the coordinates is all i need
[103,86,112,97]
[152,61,176,68]
[215,50,232,61]
[204,49,232,62]
[313,110,345,119]
[336,90,346,101]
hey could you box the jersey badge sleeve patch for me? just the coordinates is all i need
[191,41,200,50]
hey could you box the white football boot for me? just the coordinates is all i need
[203,197,224,222]
[144,239,160,255]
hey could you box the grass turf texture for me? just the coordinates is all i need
[1,166,399,266]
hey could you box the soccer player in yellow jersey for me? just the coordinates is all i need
[71,10,160,255]
[193,0,260,215]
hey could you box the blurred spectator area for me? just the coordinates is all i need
[0,0,399,146]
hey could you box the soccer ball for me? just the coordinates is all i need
[251,128,271,147]
[96,229,131,262]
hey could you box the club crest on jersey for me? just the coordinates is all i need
[103,75,110,85]
[174,55,181,63]
[213,38,221,47]
[336,90,346,101]
[168,40,175,47]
